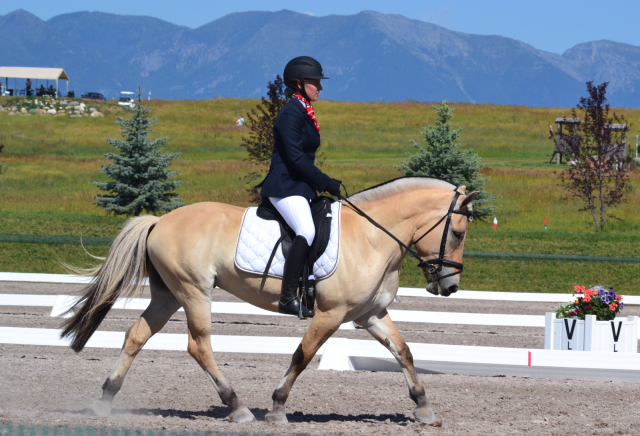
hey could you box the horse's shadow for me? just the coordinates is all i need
[63,406,413,424]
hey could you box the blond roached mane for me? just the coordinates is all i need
[347,176,457,204]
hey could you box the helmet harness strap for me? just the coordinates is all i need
[292,78,311,102]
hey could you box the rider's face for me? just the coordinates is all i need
[297,79,322,102]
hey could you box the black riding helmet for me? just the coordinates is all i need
[283,56,329,101]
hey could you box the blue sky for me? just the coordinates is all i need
[5,0,640,54]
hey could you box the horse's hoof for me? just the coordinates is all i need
[92,399,112,417]
[228,406,256,423]
[413,407,442,426]
[265,411,288,424]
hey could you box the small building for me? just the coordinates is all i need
[0,67,71,97]
[604,123,628,161]
[549,118,580,164]
[549,118,628,164]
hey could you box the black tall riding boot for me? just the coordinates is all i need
[279,235,315,318]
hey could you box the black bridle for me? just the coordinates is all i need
[338,186,472,284]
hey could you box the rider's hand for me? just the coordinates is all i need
[326,179,342,196]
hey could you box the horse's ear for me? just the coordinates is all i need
[457,185,467,194]
[460,191,480,209]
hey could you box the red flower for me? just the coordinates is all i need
[574,286,585,293]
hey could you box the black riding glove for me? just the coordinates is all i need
[326,178,342,196]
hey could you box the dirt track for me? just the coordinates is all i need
[1,282,640,435]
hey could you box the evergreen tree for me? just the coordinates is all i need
[397,101,496,221]
[94,87,184,216]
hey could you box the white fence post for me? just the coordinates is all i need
[318,338,353,371]
[544,312,555,349]
[583,314,596,351]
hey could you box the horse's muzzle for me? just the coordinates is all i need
[425,279,458,297]
[441,285,458,297]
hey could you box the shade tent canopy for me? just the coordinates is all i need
[0,67,69,81]
[0,67,70,96]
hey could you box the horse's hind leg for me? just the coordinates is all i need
[180,286,255,423]
[92,268,181,416]
[362,310,442,427]
[265,310,342,424]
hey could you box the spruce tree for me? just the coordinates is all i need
[397,101,496,221]
[94,87,184,216]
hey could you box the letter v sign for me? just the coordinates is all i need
[611,321,623,352]
[564,318,577,350]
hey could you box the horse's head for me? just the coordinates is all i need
[414,188,479,297]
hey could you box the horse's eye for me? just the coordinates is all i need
[452,230,464,239]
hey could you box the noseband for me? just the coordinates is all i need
[414,190,472,282]
[339,187,472,285]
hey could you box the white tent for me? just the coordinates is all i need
[0,67,70,96]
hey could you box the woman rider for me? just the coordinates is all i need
[259,56,342,318]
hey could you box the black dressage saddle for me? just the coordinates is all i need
[256,196,335,310]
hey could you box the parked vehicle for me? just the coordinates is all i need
[81,92,106,101]
[118,92,135,107]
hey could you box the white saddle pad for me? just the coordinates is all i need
[234,201,341,280]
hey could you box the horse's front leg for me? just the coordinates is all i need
[265,310,343,424]
[362,310,443,426]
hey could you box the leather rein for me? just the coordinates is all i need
[338,186,472,284]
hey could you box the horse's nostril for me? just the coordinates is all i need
[448,285,458,294]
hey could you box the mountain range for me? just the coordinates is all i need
[1,9,640,107]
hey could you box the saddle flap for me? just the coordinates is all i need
[234,201,341,281]
[256,196,335,263]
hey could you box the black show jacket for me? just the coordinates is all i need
[259,98,331,201]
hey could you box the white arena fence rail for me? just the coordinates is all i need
[3,272,640,382]
[6,293,634,333]
[1,326,639,382]
[0,293,356,330]
[0,326,311,355]
[3,272,640,304]
[317,337,640,382]
[0,294,640,331]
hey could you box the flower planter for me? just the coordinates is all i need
[544,313,638,353]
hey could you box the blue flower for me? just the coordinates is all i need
[599,289,605,294]
[608,291,616,298]
[621,302,625,309]
[601,295,610,304]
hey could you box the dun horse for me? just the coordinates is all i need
[61,177,478,426]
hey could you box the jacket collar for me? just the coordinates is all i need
[288,97,319,133]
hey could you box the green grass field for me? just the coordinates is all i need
[1,96,639,293]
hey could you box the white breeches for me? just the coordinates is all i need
[269,196,315,246]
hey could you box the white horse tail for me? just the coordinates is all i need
[60,215,160,352]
